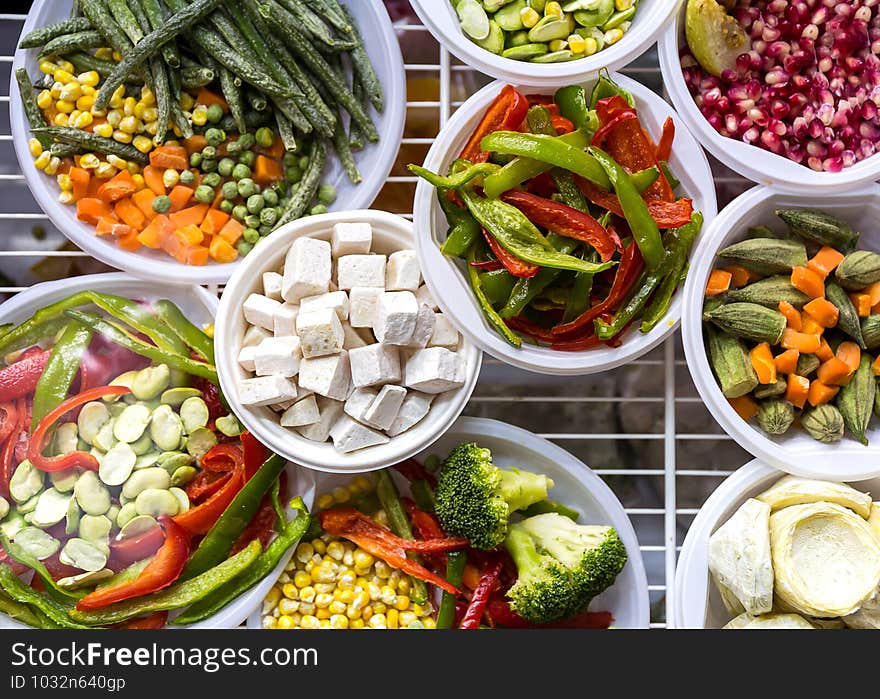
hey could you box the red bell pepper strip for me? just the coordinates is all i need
[469,259,504,272]
[186,470,233,503]
[0,350,50,403]
[656,117,675,162]
[551,115,574,134]
[506,316,557,344]
[486,597,613,628]
[392,458,437,488]
[0,403,18,446]
[500,190,620,261]
[230,496,277,555]
[592,111,638,149]
[199,443,243,473]
[320,508,468,594]
[459,559,503,630]
[120,611,169,629]
[460,85,529,163]
[482,229,540,279]
[175,467,244,536]
[401,498,448,568]
[28,385,131,473]
[77,517,190,610]
[0,401,21,499]
[109,526,165,570]
[241,431,268,481]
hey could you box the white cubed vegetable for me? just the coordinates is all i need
[386,391,434,437]
[242,325,270,348]
[331,222,372,256]
[344,387,378,423]
[282,237,331,303]
[296,308,344,358]
[349,344,401,388]
[329,414,389,453]
[271,399,297,413]
[343,324,369,350]
[237,345,257,373]
[296,397,344,442]
[262,271,284,301]
[252,336,302,378]
[242,293,282,331]
[238,375,297,407]
[363,385,407,431]
[273,304,299,337]
[298,350,351,401]
[404,347,465,394]
[429,313,459,348]
[349,287,383,328]
[405,305,436,349]
[280,395,320,427]
[373,291,418,345]
[385,249,422,291]
[415,284,438,311]
[337,254,386,289]
[300,290,350,321]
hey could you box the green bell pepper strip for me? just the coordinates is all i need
[31,321,93,429]
[480,269,517,306]
[407,162,498,191]
[590,71,635,109]
[520,499,580,521]
[563,266,596,323]
[376,469,428,605]
[640,213,703,333]
[0,589,45,628]
[153,299,215,364]
[63,310,218,383]
[172,501,309,625]
[96,558,152,590]
[593,267,665,339]
[411,479,435,513]
[0,564,92,629]
[0,324,12,340]
[590,146,664,271]
[69,540,262,626]
[500,235,579,319]
[459,188,614,276]
[526,106,592,214]
[90,293,188,355]
[181,453,287,580]
[660,161,680,192]
[270,477,285,532]
[0,531,85,603]
[437,189,481,259]
[436,550,466,629]
[467,243,522,348]
[554,85,591,130]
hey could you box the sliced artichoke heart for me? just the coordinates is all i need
[723,612,815,630]
[757,475,872,519]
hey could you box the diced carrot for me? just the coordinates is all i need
[873,355,880,376]
[161,233,188,264]
[801,316,825,336]
[143,165,166,196]
[182,135,208,155]
[186,246,210,266]
[132,188,157,220]
[95,217,130,238]
[867,280,880,307]
[260,137,285,160]
[785,374,810,409]
[806,246,845,278]
[200,208,230,237]
[705,269,732,297]
[137,214,172,249]
[114,198,147,231]
[817,356,855,386]
[816,337,834,362]
[802,297,839,328]
[69,167,90,201]
[791,266,825,298]
[217,218,244,245]
[149,146,189,171]
[253,154,283,186]
[175,224,204,246]
[728,395,759,421]
[807,380,840,407]
[850,292,872,317]
[777,301,802,331]
[96,170,137,204]
[196,88,228,112]
[723,265,754,288]
[116,230,141,252]
[168,185,194,213]
[209,235,238,263]
[780,328,821,353]
[836,341,862,373]
[750,342,777,384]
[169,204,209,229]
[774,349,799,375]
[76,198,115,225]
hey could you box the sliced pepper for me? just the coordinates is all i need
[482,229,540,279]
[554,85,591,130]
[656,117,675,162]
[459,85,529,163]
[438,189,481,258]
[0,350,50,403]
[0,401,21,498]
[31,321,93,429]
[576,176,694,228]
[487,597,613,628]
[459,559,503,630]
[467,243,522,348]
[174,462,245,536]
[407,162,499,191]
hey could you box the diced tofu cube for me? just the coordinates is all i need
[300,290,350,321]
[337,254,386,290]
[242,293,282,331]
[349,344,401,388]
[385,249,422,291]
[386,391,434,437]
[298,350,351,401]
[271,399,297,413]
[252,336,302,378]
[404,347,466,394]
[242,325,270,348]
[237,345,257,373]
[238,375,297,407]
[429,313,459,348]
[329,414,389,453]
[296,397,344,442]
[373,291,418,345]
[363,385,407,431]
[296,308,344,358]
[415,284,438,311]
[273,304,299,337]
[262,271,284,301]
[349,287,383,328]
[343,324,369,350]
[404,304,436,349]
[280,395,320,427]
[282,237,331,303]
[331,221,372,256]
[344,387,378,423]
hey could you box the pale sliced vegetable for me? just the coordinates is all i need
[58,568,114,590]
[115,502,139,530]
[31,488,73,528]
[73,471,111,516]
[106,370,138,400]
[134,452,160,470]
[77,401,110,445]
[685,0,750,78]
[60,537,108,572]
[0,512,25,539]
[185,427,218,462]
[130,433,154,456]
[14,526,60,560]
[121,467,171,500]
[215,414,243,437]
[114,403,152,444]
[106,504,120,529]
[457,0,490,40]
[157,452,192,475]
[9,460,44,504]
[868,502,880,540]
[79,514,112,542]
[529,15,574,42]
[168,486,190,514]
[92,417,117,452]
[118,514,158,540]
[0,495,8,520]
[65,498,81,536]
[170,465,197,487]
[757,476,872,519]
[50,468,79,494]
[530,49,578,62]
[495,0,526,31]
[99,442,137,487]
[135,488,179,518]
[160,387,202,406]
[53,422,78,456]
[18,494,39,515]
[474,19,504,54]
[149,405,184,452]
[131,364,171,401]
[179,397,209,434]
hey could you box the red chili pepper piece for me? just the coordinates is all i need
[0,350,50,403]
[656,117,675,162]
[77,517,190,610]
[241,431,269,480]
[592,111,638,148]
[500,190,619,262]
[186,470,233,504]
[174,459,245,536]
[392,458,437,488]
[576,176,691,228]
[120,611,169,629]
[469,258,504,272]
[482,229,540,279]
[506,316,557,344]
[109,526,165,570]
[459,85,529,163]
[28,385,131,473]
[401,498,448,568]
[0,403,18,446]
[459,559,503,629]
[200,442,244,473]
[486,597,613,628]
[0,401,21,499]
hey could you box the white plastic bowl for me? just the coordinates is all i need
[248,416,650,629]
[10,0,406,285]
[0,273,318,629]
[658,3,880,193]
[681,185,880,481]
[413,74,717,376]
[215,209,482,474]
[410,0,683,87]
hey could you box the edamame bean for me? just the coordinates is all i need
[73,471,111,516]
[65,499,80,536]
[77,401,109,445]
[92,418,117,452]
[185,427,217,463]
[99,442,137,487]
[58,569,114,590]
[50,468,79,494]
[168,487,190,514]
[131,364,171,401]
[31,488,72,528]
[14,526,60,560]
[115,502,139,530]
[159,387,201,407]
[130,433,154,457]
[9,460,44,504]
[170,465,197,487]
[0,496,8,520]
[135,489,179,518]
[134,452,160,470]
[179,397,209,434]
[114,404,152,443]
[53,422,78,456]
[150,405,184,452]
[121,468,170,500]
[215,414,242,437]
[79,514,112,542]
[60,538,107,572]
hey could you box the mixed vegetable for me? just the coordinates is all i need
[703,208,880,446]
[0,291,307,628]
[410,75,702,350]
[17,0,383,265]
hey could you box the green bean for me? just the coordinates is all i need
[331,108,361,184]
[0,565,91,629]
[39,30,104,58]
[309,0,352,34]
[65,51,133,79]
[33,126,148,164]
[0,590,44,628]
[169,99,194,140]
[139,0,180,69]
[107,0,145,42]
[411,479,436,513]
[348,78,366,151]
[376,470,428,605]
[15,69,51,150]
[19,17,93,49]
[274,112,299,153]
[216,66,246,134]
[152,299,215,363]
[275,0,357,50]
[277,140,326,227]
[180,65,215,90]
[342,6,383,112]
[245,87,268,113]
[436,550,466,629]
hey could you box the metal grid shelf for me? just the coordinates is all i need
[0,6,758,628]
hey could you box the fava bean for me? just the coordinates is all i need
[135,489,179,518]
[92,418,117,452]
[179,397,209,434]
[0,496,8,520]
[60,538,107,572]
[106,371,138,400]
[122,468,170,500]
[160,387,201,407]
[9,460,44,504]
[14,526,59,560]
[131,364,171,401]
[117,513,156,539]
[50,468,79,494]
[106,504,120,528]
[115,503,139,530]
[107,402,127,418]
[58,569,114,590]
[53,422,78,456]
[130,433,154,456]
[114,404,152,443]
[168,487,190,514]
[170,465,197,487]
[18,495,39,515]
[0,512,25,539]
[134,453,160,470]
[31,488,72,528]
[79,514,112,542]
[185,427,217,462]
[214,414,242,437]
[65,499,80,536]
[73,471,111,516]
[149,405,184,451]
[99,442,136,487]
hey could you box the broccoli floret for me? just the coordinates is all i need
[434,442,554,550]
[504,513,628,624]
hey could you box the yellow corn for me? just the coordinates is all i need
[329,614,349,629]
[106,110,123,128]
[276,615,295,629]
[583,37,599,55]
[57,174,72,191]
[28,139,43,158]
[300,615,320,629]
[316,493,334,510]
[615,0,634,9]
[299,586,316,604]
[387,609,399,629]
[118,115,140,134]
[132,135,153,154]
[55,99,75,114]
[326,541,345,561]
[94,162,117,179]
[37,90,52,110]
[140,85,156,106]
[278,599,299,616]
[368,613,387,629]
[423,617,437,629]
[53,69,74,84]
[549,38,568,51]
[94,122,114,138]
[44,157,61,175]
[191,106,208,126]
[58,190,75,204]
[76,94,95,112]
[315,608,331,620]
[73,112,93,130]
[399,611,417,627]
[112,130,132,144]
[59,82,82,102]
[264,586,281,609]
[144,121,159,137]
[39,60,58,75]
[544,1,564,19]
[179,92,195,111]
[604,28,624,45]
[261,616,277,629]
[394,595,410,611]
[112,51,123,62]
[122,96,137,117]
[53,113,69,127]
[57,59,74,73]
[95,48,113,60]
[350,618,365,629]
[78,70,100,87]
[568,34,587,53]
[106,154,127,170]
[49,82,63,99]
[79,153,100,169]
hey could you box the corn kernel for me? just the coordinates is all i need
[106,110,122,128]
[315,592,333,609]
[58,190,75,204]
[28,139,43,158]
[140,85,156,106]
[94,162,117,179]
[278,598,299,616]
[90,107,107,118]
[95,48,113,60]
[300,614,320,629]
[362,606,373,622]
[583,37,599,56]
[78,70,100,87]
[53,69,74,84]
[520,5,540,26]
[331,486,350,503]
[112,130,132,144]
[73,112,93,129]
[387,608,399,629]
[312,538,327,555]
[112,51,123,62]
[59,82,82,102]
[619,20,632,32]
[615,0,634,9]
[119,115,140,134]
[44,157,61,175]
[368,613,387,629]
[191,106,208,126]
[263,586,281,609]
[374,560,391,579]
[380,586,396,605]
[53,113,69,127]
[293,571,311,588]
[57,173,72,191]
[294,542,314,563]
[103,155,125,170]
[141,106,158,124]
[353,550,374,569]
[278,572,291,585]
[37,90,52,110]
[79,153,100,169]
[350,618,365,629]
[328,600,346,615]
[39,60,58,75]
[372,602,387,615]
[315,608,331,620]
[545,1,564,19]
[604,28,624,45]
[132,135,153,154]
[76,94,95,112]
[109,95,124,110]
[315,583,335,595]
[131,173,144,188]
[57,59,74,73]
[281,582,298,599]
[261,615,277,629]
[178,92,195,111]
[276,614,295,629]
[330,614,349,629]
[316,493,334,510]
[49,82,63,99]
[299,586,316,604]
[422,617,437,629]
[345,605,362,620]
[298,602,316,616]
[55,99,74,114]
[399,611,417,627]
[352,476,372,493]
[394,595,410,611]
[567,34,587,53]
[122,96,136,117]
[413,603,431,617]
[326,541,345,561]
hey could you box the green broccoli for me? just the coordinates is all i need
[434,442,554,550]
[504,513,628,624]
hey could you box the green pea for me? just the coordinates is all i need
[298,156,309,170]
[259,224,273,237]
[246,194,265,214]
[194,185,215,204]
[282,152,298,167]
[206,103,224,124]
[202,172,221,188]
[189,152,203,168]
[317,184,337,206]
[222,181,239,200]
[232,204,248,222]
[226,138,242,154]
[219,199,234,214]
[255,127,274,149]
[259,207,277,227]
[238,150,255,168]
[237,178,256,198]
[205,128,226,147]
[179,169,195,186]
[152,195,171,214]
[218,158,235,178]
[244,214,261,229]
[243,227,260,244]
[237,133,255,150]
[278,199,289,210]
[310,204,328,216]
[201,158,217,173]
[232,163,251,181]
[201,145,217,159]
[285,165,302,184]
[237,240,254,256]
[263,189,279,207]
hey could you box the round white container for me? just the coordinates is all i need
[658,3,880,193]
[413,74,717,375]
[681,185,880,481]
[248,416,649,629]
[10,0,406,285]
[410,0,683,87]
[215,209,482,474]
[0,273,318,629]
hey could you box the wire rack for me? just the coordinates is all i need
[0,6,758,628]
